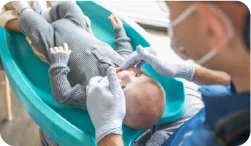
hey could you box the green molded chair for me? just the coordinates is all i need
[0,1,185,146]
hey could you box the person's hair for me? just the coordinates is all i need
[243,12,250,50]
[124,79,166,129]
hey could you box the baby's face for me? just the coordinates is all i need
[117,67,166,129]
[117,67,149,92]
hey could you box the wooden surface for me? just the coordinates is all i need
[2,71,12,121]
[0,73,40,146]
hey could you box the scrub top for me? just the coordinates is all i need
[162,84,250,146]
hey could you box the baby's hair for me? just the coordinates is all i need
[124,78,166,129]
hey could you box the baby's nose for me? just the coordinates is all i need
[121,70,132,81]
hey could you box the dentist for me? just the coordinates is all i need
[87,1,250,146]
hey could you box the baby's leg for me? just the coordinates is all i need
[18,8,54,59]
[33,0,52,22]
[50,1,90,32]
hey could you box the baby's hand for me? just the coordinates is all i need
[49,43,71,55]
[83,15,94,35]
[108,14,123,29]
[48,43,72,65]
[26,37,48,64]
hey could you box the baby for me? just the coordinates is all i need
[13,1,166,129]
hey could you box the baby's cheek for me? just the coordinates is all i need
[123,89,128,99]
[123,91,133,116]
[123,89,131,102]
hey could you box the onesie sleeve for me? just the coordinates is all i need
[49,52,87,110]
[114,27,133,59]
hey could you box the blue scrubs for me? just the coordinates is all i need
[162,85,250,146]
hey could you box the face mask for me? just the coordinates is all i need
[168,4,234,65]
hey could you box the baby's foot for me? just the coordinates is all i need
[49,0,76,6]
[33,0,47,14]
[12,1,31,14]
[34,1,52,22]
[41,8,52,22]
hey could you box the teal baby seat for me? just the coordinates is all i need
[0,1,185,146]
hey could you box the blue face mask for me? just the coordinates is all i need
[168,4,235,65]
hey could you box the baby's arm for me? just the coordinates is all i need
[48,43,87,110]
[109,14,133,59]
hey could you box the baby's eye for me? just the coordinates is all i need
[135,73,142,77]
[121,84,127,89]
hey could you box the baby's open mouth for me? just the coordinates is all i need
[116,67,122,73]
[116,67,124,81]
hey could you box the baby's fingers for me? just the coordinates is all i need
[108,15,116,23]
[58,46,63,52]
[63,43,69,51]
[26,37,35,48]
[83,15,91,27]
[26,37,32,45]
[113,15,120,23]
[49,48,55,54]
[63,43,71,54]
[108,15,114,20]
[110,18,116,25]
[54,47,59,52]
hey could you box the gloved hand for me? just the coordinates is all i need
[87,66,126,142]
[121,45,196,81]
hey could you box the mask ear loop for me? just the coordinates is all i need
[195,5,235,65]
[168,5,197,59]
[168,5,197,37]
[206,4,235,39]
[196,49,217,65]
[171,5,197,27]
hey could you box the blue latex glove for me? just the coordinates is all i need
[121,45,195,81]
[86,66,126,142]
